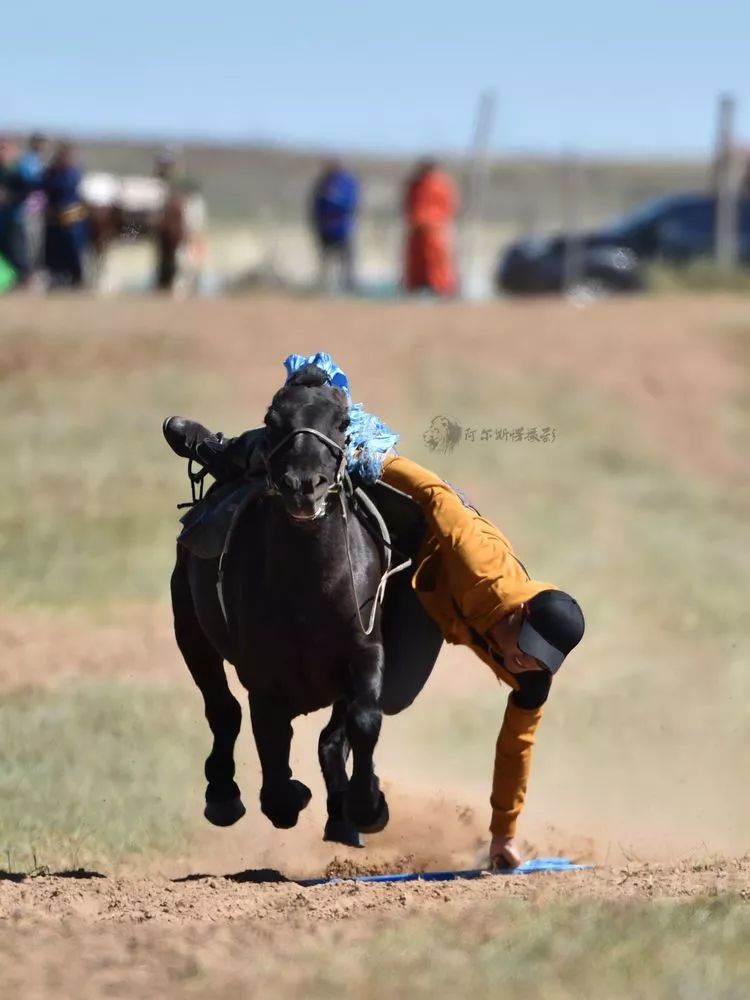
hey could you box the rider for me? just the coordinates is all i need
[163,357,585,868]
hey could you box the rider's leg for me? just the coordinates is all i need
[162,417,265,483]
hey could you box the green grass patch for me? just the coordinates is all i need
[0,364,234,609]
[279,897,750,1000]
[0,681,208,872]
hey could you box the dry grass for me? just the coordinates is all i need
[0,681,206,872]
[0,894,748,999]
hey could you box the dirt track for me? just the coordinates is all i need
[2,859,748,924]
[0,861,746,999]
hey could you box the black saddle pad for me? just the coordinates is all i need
[359,480,426,562]
[177,477,265,559]
[360,481,442,715]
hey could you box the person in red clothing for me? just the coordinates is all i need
[403,159,459,296]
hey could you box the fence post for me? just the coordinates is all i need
[461,90,497,298]
[714,93,739,272]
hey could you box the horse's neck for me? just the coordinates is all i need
[267,499,348,571]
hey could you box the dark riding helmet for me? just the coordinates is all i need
[518,590,585,674]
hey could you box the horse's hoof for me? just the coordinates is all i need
[323,817,365,848]
[292,779,312,803]
[261,779,312,829]
[204,796,246,827]
[348,793,390,835]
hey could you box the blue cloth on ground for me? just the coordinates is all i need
[283,352,399,483]
[295,857,590,886]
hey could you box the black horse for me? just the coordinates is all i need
[170,364,390,846]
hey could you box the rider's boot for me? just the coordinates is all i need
[163,417,267,484]
[163,416,236,483]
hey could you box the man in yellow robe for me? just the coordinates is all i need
[380,454,584,866]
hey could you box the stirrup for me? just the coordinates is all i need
[177,458,209,510]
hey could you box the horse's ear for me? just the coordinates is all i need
[264,406,282,430]
[331,387,349,425]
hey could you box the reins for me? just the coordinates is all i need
[337,487,411,636]
[262,425,410,637]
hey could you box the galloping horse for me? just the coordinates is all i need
[170,364,390,846]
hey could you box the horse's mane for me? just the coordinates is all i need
[285,364,331,389]
[266,364,349,428]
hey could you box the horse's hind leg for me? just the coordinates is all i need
[171,561,245,827]
[345,645,389,834]
[319,700,363,848]
[249,694,312,829]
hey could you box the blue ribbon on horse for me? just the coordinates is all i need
[283,352,399,483]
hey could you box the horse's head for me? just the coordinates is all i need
[262,364,350,522]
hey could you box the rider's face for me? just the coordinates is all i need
[488,608,547,675]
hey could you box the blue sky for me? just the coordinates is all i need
[3,1,750,157]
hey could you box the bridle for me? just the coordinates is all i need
[263,426,347,502]
[261,425,408,636]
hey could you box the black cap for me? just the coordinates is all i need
[518,590,585,675]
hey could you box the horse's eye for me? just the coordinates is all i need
[339,420,350,433]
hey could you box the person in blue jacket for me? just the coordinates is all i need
[15,133,48,282]
[43,141,89,288]
[309,160,359,293]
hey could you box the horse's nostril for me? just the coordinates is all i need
[300,475,327,496]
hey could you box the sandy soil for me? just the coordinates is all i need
[0,860,746,1000]
[2,857,748,925]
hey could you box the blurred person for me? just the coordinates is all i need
[153,150,206,294]
[161,354,585,868]
[15,133,48,283]
[403,158,458,296]
[0,137,25,284]
[309,159,359,293]
[43,141,89,288]
[0,139,17,257]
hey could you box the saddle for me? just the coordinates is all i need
[176,473,426,567]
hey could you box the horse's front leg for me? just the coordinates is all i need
[319,700,363,848]
[172,560,245,828]
[345,641,389,833]
[249,694,312,829]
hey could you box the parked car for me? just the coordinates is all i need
[496,192,750,296]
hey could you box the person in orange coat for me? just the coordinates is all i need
[380,454,585,867]
[403,159,459,296]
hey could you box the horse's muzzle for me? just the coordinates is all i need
[282,492,330,522]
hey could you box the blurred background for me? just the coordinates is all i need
[0,2,748,879]
[3,3,750,300]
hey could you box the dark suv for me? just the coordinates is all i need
[496,192,750,296]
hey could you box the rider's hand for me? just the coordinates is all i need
[489,835,522,869]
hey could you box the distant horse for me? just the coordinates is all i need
[170,364,389,847]
[85,203,125,289]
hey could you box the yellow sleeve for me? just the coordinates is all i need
[381,455,545,633]
[489,696,544,838]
